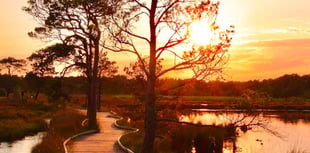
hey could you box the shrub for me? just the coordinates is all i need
[0,88,6,96]
[32,108,86,153]
[0,104,53,142]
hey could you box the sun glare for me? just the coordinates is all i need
[189,21,214,46]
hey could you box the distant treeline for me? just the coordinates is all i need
[1,73,310,99]
[160,74,310,98]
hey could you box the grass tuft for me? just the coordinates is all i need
[31,108,86,153]
[0,103,55,142]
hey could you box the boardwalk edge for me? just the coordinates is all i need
[63,118,99,153]
[110,111,139,153]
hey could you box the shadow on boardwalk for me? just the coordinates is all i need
[67,112,126,153]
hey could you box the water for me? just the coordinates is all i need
[180,111,310,153]
[0,132,46,153]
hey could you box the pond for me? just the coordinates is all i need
[0,132,45,153]
[179,110,310,153]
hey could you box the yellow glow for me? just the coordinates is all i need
[1,0,310,81]
[189,21,214,46]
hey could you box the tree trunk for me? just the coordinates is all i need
[88,39,100,129]
[21,90,25,103]
[86,50,92,117]
[88,76,97,129]
[141,1,157,152]
[97,77,101,112]
[87,78,91,117]
[141,76,156,153]
[34,90,40,99]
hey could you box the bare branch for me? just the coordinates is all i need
[155,0,179,27]
[111,15,150,43]
[132,0,150,12]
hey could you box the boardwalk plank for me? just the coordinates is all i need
[68,112,126,153]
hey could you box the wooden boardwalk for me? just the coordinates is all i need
[67,112,126,153]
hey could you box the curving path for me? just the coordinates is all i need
[67,112,126,153]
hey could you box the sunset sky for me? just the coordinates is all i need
[0,0,309,81]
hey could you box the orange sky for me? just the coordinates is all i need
[0,0,310,81]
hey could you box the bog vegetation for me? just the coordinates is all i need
[1,73,310,103]
[0,74,310,152]
[0,102,55,142]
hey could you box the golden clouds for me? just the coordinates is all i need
[227,39,310,81]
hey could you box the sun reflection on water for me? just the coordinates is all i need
[178,111,310,153]
[179,113,233,126]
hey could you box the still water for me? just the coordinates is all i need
[0,132,45,153]
[180,111,310,153]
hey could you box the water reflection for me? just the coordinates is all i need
[0,132,45,153]
[180,112,265,127]
[181,111,310,153]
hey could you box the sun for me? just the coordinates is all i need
[189,20,215,46]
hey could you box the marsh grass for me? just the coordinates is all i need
[0,102,56,142]
[181,96,243,102]
[119,122,227,153]
[71,94,310,111]
[67,94,310,152]
[168,125,225,153]
[105,95,243,153]
[0,119,46,142]
[32,108,86,153]
[120,131,144,153]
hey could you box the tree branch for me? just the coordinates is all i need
[132,0,150,12]
[111,15,150,44]
[155,0,179,27]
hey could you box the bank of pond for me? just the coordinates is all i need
[1,97,310,153]
[0,132,45,153]
[0,103,85,153]
[118,109,310,153]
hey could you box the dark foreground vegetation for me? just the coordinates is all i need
[0,95,86,153]
[0,101,56,142]
[1,73,310,152]
[32,108,86,153]
[1,92,309,152]
[93,96,310,152]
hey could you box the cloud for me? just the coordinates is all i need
[285,18,310,26]
[288,27,310,34]
[226,38,310,81]
[262,29,288,34]
[260,27,310,35]
[238,38,310,48]
[233,26,310,45]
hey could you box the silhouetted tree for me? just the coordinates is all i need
[97,51,118,110]
[0,57,26,98]
[24,0,124,128]
[0,75,22,99]
[28,44,73,76]
[124,57,163,101]
[0,57,26,76]
[27,44,74,99]
[24,72,42,99]
[105,0,234,151]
